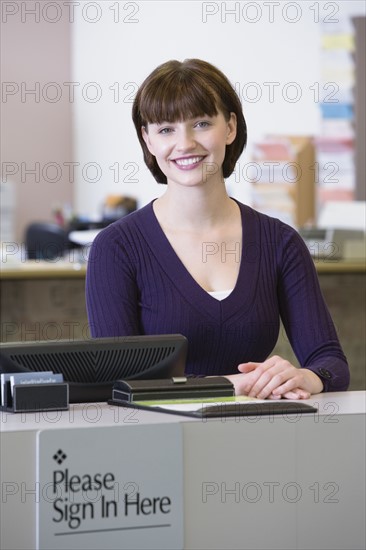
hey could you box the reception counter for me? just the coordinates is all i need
[1,391,365,549]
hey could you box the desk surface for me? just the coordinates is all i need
[1,259,365,280]
[0,260,87,279]
[1,391,365,433]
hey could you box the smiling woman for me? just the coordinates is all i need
[85,59,350,399]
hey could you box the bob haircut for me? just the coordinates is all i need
[132,59,247,184]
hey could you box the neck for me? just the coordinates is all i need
[154,181,235,231]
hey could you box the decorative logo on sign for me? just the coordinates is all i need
[53,449,67,465]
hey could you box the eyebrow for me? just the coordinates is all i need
[152,115,214,125]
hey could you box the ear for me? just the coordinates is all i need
[226,112,237,145]
[141,126,155,155]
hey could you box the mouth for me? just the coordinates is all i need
[171,155,206,169]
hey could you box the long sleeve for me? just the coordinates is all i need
[86,224,140,337]
[277,224,350,391]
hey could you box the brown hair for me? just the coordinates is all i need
[132,59,247,184]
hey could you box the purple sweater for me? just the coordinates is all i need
[85,200,350,392]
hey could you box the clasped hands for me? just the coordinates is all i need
[225,355,324,400]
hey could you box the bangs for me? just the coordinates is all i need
[139,71,221,124]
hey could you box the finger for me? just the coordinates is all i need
[238,356,283,375]
[249,362,295,398]
[245,367,272,396]
[224,373,262,397]
[273,387,311,400]
[270,386,309,400]
[237,362,259,373]
[232,363,270,395]
[235,371,266,396]
[269,375,306,398]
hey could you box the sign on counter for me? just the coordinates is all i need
[36,424,183,549]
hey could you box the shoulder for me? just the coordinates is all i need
[92,202,153,245]
[235,200,301,243]
[88,202,155,264]
[234,200,311,268]
[99,201,153,236]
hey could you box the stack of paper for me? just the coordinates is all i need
[316,14,356,206]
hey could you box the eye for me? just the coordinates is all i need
[195,120,211,129]
[158,126,174,135]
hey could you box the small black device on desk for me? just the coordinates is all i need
[111,376,234,403]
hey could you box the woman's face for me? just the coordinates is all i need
[142,110,237,188]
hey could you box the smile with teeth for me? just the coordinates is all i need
[173,156,205,167]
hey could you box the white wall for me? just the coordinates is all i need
[71,1,366,217]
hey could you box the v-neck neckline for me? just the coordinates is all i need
[138,199,261,322]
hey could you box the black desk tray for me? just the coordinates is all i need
[1,382,69,413]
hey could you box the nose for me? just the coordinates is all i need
[175,127,196,152]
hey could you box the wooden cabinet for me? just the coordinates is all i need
[250,136,315,227]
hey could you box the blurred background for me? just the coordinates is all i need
[1,1,365,387]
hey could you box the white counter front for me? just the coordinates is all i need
[1,391,365,549]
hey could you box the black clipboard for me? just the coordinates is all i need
[108,398,318,419]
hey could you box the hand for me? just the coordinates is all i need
[224,355,324,399]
